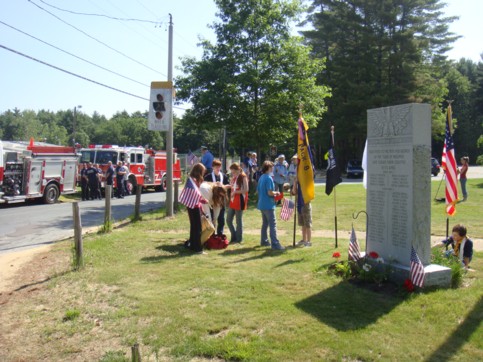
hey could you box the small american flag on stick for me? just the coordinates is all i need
[280,198,295,221]
[348,225,362,261]
[179,178,203,209]
[410,246,425,288]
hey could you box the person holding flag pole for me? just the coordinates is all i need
[325,125,342,248]
[294,112,316,247]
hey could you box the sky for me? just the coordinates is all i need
[0,0,482,120]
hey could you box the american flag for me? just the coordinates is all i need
[187,151,198,166]
[442,104,458,215]
[179,178,202,209]
[410,246,425,288]
[348,225,362,261]
[280,198,295,221]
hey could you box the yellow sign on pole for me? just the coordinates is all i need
[148,81,173,132]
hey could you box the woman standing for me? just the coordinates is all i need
[226,163,248,244]
[180,163,208,254]
[459,156,469,201]
[257,161,285,250]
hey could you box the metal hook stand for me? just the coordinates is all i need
[352,210,368,254]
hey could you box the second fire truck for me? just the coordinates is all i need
[78,145,181,193]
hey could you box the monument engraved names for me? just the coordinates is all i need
[366,103,450,286]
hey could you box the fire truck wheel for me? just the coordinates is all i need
[159,177,166,192]
[43,183,60,204]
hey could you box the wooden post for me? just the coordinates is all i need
[131,342,141,362]
[104,185,112,226]
[174,180,179,213]
[134,186,142,221]
[72,202,83,269]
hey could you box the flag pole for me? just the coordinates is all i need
[293,106,302,247]
[331,125,338,248]
[445,99,454,238]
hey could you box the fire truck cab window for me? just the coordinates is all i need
[120,153,127,162]
[137,154,143,163]
[80,151,95,163]
[130,153,136,163]
[96,151,117,164]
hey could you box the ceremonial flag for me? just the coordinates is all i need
[280,198,295,221]
[410,246,425,288]
[187,151,198,166]
[297,116,315,211]
[325,128,342,195]
[348,225,362,261]
[179,178,203,209]
[442,104,458,215]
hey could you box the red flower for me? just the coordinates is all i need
[332,251,341,258]
[369,251,379,259]
[403,278,414,292]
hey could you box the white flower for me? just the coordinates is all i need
[376,257,385,264]
[363,264,372,272]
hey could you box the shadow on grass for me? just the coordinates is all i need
[425,295,483,362]
[140,243,196,263]
[295,281,405,331]
[274,258,306,268]
[476,182,483,189]
[233,248,287,263]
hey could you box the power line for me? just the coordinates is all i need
[37,0,161,25]
[0,20,149,88]
[27,0,166,77]
[1,42,187,111]
[0,43,149,101]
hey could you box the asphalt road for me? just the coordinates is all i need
[1,166,481,255]
[0,191,166,255]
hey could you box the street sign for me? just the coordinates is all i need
[148,81,173,131]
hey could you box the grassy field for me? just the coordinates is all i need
[1,179,482,361]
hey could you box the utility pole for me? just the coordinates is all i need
[73,105,82,146]
[166,14,174,216]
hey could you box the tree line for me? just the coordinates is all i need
[1,0,482,167]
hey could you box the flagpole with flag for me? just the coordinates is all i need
[325,125,342,248]
[295,111,315,247]
[442,100,458,220]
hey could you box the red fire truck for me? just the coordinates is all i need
[0,140,78,204]
[78,145,181,193]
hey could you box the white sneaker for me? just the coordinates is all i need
[304,241,312,247]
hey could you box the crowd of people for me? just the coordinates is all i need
[182,148,307,255]
[79,161,131,200]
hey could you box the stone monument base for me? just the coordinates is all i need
[386,262,451,288]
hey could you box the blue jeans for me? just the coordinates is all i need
[460,179,468,199]
[226,208,243,242]
[260,209,281,246]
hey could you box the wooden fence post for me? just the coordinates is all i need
[72,202,83,269]
[174,180,179,213]
[131,342,141,361]
[104,185,112,229]
[134,186,142,221]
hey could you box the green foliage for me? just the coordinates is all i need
[62,309,80,322]
[304,0,460,163]
[175,0,330,152]
[431,248,465,288]
[98,350,129,362]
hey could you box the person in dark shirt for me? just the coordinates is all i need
[437,224,473,269]
[80,163,89,201]
[115,161,126,198]
[85,162,100,200]
[204,159,230,235]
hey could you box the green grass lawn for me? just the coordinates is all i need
[4,179,482,361]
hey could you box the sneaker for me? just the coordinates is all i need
[304,241,312,247]
[271,244,285,251]
[195,250,207,255]
[296,240,306,247]
[260,241,271,247]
